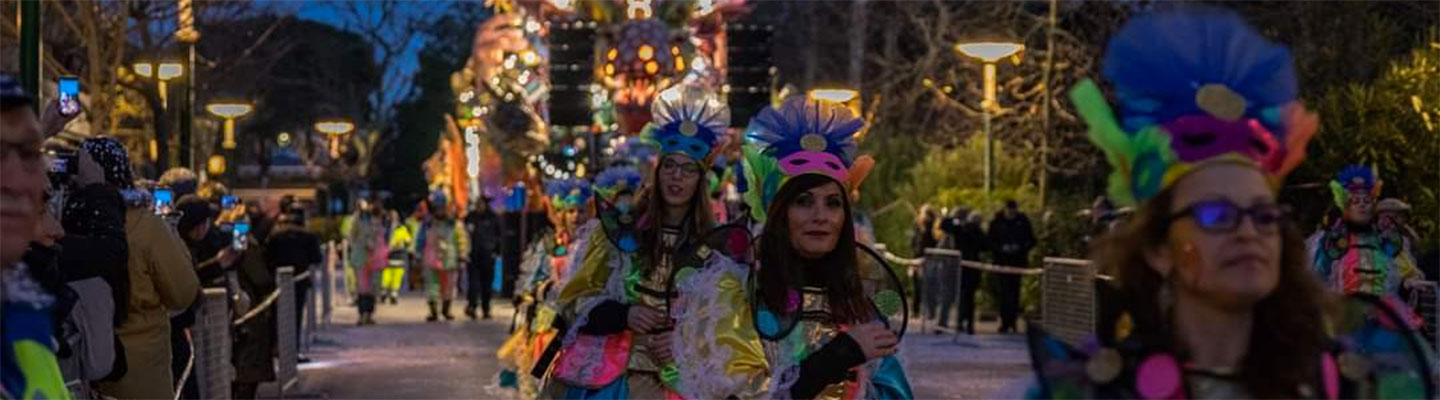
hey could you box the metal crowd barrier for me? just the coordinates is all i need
[1407,280,1440,353]
[189,264,321,399]
[880,247,1098,346]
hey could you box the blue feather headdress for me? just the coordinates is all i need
[594,166,643,201]
[740,95,873,223]
[645,84,729,162]
[1072,6,1319,206]
[545,178,592,210]
[1330,165,1382,209]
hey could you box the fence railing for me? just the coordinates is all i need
[188,240,338,399]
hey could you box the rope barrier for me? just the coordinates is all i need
[921,248,1043,275]
[233,289,280,327]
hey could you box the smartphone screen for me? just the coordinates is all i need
[58,77,80,116]
[153,189,173,214]
[232,222,251,250]
[222,195,238,210]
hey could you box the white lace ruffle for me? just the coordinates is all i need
[671,255,751,399]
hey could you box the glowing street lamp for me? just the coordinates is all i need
[315,119,355,159]
[133,62,184,109]
[954,41,1024,194]
[206,102,253,149]
[808,88,867,138]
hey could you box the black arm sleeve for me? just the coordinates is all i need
[789,333,868,399]
[576,300,630,335]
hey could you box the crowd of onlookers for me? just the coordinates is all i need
[2,72,322,399]
[911,200,1036,335]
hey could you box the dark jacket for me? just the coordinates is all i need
[943,217,988,262]
[987,212,1036,267]
[465,210,501,259]
[265,225,323,277]
[60,183,130,325]
[911,219,939,256]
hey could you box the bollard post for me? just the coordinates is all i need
[323,242,335,328]
[953,251,964,343]
[193,288,232,399]
[306,273,318,353]
[277,266,298,396]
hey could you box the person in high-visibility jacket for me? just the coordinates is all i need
[382,211,413,305]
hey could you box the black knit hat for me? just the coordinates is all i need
[175,195,216,234]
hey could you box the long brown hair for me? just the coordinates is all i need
[1095,186,1330,398]
[635,156,714,274]
[758,174,871,324]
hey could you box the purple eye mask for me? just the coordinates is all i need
[778,151,849,183]
[1162,115,1280,166]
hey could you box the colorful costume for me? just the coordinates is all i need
[496,179,590,399]
[1,263,71,400]
[737,95,910,399]
[343,211,391,322]
[382,217,414,304]
[1026,7,1434,399]
[1311,166,1422,298]
[554,85,775,399]
[417,193,470,320]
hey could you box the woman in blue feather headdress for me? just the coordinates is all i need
[736,94,912,399]
[549,84,773,400]
[1021,6,1435,400]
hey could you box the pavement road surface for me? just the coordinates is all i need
[277,293,1030,399]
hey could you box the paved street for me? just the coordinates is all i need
[273,292,1031,399]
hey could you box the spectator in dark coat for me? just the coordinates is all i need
[913,205,939,319]
[944,210,988,335]
[265,210,323,355]
[465,198,501,319]
[986,200,1036,334]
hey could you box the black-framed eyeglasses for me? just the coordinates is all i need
[660,159,702,177]
[1168,200,1284,234]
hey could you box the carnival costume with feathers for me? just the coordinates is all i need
[724,95,912,400]
[496,179,590,399]
[1026,7,1435,399]
[551,85,775,399]
[1310,165,1422,300]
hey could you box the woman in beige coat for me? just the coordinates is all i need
[84,138,199,400]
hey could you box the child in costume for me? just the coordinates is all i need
[381,210,412,305]
[553,85,768,399]
[738,95,911,399]
[1311,166,1424,299]
[497,178,591,399]
[1024,7,1435,399]
[417,191,470,322]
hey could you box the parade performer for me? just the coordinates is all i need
[1024,7,1435,399]
[416,192,470,322]
[553,85,770,399]
[1311,165,1424,299]
[382,210,412,305]
[496,178,590,398]
[343,198,391,325]
[732,94,911,400]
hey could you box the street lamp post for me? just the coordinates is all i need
[176,0,201,170]
[954,42,1024,194]
[315,120,355,159]
[134,61,184,171]
[206,102,253,149]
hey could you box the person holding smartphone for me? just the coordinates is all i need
[81,137,199,400]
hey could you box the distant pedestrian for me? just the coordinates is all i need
[986,200,1035,334]
[464,198,500,320]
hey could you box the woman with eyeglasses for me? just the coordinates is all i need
[1025,7,1435,399]
[553,85,771,399]
[735,95,911,399]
